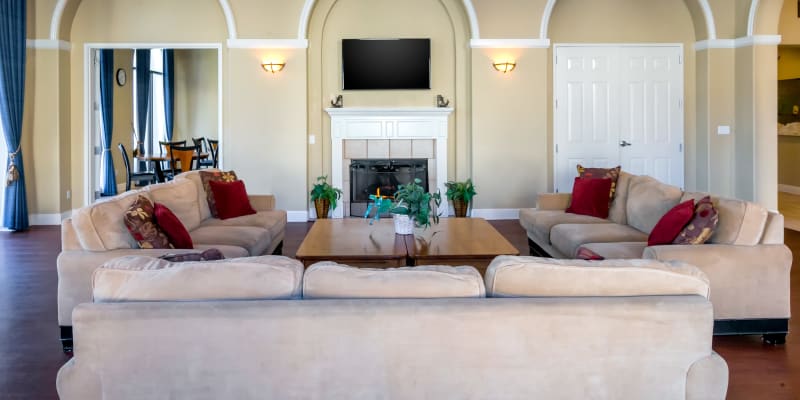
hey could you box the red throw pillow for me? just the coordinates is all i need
[154,202,194,249]
[565,177,613,219]
[208,180,257,220]
[647,199,695,246]
[576,246,605,261]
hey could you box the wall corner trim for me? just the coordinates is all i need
[470,39,550,49]
[469,208,520,220]
[694,35,781,51]
[288,211,310,222]
[226,39,309,49]
[26,39,72,51]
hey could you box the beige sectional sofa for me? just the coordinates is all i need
[520,172,792,342]
[57,255,727,399]
[57,169,286,351]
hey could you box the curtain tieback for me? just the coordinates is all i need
[6,144,21,187]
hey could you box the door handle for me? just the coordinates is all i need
[619,140,632,147]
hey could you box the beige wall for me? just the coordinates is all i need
[16,0,788,221]
[779,135,800,186]
[172,49,219,144]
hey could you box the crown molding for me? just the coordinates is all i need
[470,38,550,49]
[26,39,71,51]
[226,39,308,49]
[695,35,781,51]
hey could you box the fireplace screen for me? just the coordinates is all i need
[349,159,428,217]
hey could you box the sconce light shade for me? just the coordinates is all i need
[492,61,516,73]
[261,61,285,73]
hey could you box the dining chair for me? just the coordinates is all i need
[118,143,155,191]
[168,144,201,178]
[207,139,219,168]
[158,140,187,174]
[193,137,213,168]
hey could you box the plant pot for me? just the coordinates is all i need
[452,199,469,218]
[393,214,414,235]
[314,199,330,219]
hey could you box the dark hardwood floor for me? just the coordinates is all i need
[1,221,798,399]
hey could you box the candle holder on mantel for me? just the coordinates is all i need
[436,94,450,108]
[330,95,343,108]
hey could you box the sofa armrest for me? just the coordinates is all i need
[686,351,728,400]
[248,195,276,211]
[537,193,571,210]
[643,244,792,319]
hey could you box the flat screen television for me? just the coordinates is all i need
[342,38,430,90]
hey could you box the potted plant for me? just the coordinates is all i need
[309,175,343,219]
[390,178,442,234]
[444,179,477,218]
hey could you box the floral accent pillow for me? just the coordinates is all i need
[199,170,238,218]
[123,195,172,249]
[576,164,622,200]
[673,196,719,245]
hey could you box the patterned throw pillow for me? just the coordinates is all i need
[673,196,719,245]
[199,170,238,218]
[123,195,172,249]
[577,164,622,200]
[576,246,605,260]
[159,249,225,262]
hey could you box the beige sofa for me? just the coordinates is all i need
[56,169,286,351]
[57,255,727,399]
[519,172,792,342]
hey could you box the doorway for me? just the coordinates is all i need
[553,44,684,193]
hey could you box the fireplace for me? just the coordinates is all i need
[349,159,428,217]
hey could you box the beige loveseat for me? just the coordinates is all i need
[520,172,792,342]
[56,169,286,351]
[57,255,727,399]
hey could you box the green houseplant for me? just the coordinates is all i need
[390,178,442,233]
[309,175,343,219]
[444,179,477,218]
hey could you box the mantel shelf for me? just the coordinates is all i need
[325,107,454,116]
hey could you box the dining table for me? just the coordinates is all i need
[135,153,209,183]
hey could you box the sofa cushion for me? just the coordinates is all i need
[674,196,718,245]
[648,199,695,246]
[565,177,613,218]
[154,203,193,249]
[123,195,172,249]
[208,180,257,220]
[550,223,648,258]
[92,255,303,302]
[625,175,683,234]
[71,190,148,251]
[607,171,633,225]
[579,242,648,259]
[145,179,202,232]
[519,209,611,245]
[681,192,768,245]
[200,210,287,245]
[174,169,214,221]
[303,262,485,299]
[485,256,710,298]
[190,225,272,256]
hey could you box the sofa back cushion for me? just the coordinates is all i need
[70,190,148,251]
[145,179,202,232]
[625,175,683,234]
[303,262,485,299]
[175,170,213,221]
[92,255,303,302]
[485,256,709,298]
[680,192,768,245]
[607,171,633,225]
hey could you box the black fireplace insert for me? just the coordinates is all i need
[349,159,428,217]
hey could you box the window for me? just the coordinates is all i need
[132,48,167,156]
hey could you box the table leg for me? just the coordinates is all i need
[153,161,165,183]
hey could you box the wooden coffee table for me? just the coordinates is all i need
[295,217,519,274]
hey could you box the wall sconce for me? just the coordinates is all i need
[261,61,285,74]
[492,61,516,73]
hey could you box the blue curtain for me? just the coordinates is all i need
[162,49,174,141]
[135,50,151,154]
[0,0,28,230]
[98,50,117,196]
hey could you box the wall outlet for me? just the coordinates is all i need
[309,134,316,145]
[66,190,71,200]
[717,125,731,135]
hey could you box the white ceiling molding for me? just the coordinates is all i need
[694,35,781,51]
[297,0,481,40]
[227,39,309,49]
[747,0,759,37]
[470,38,550,49]
[26,39,72,51]
[50,0,238,41]
[539,0,557,41]
[696,0,717,40]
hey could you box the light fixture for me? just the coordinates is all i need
[261,61,285,73]
[492,61,516,73]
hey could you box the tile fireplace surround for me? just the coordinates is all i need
[326,107,453,218]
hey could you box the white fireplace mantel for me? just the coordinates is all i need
[326,107,453,218]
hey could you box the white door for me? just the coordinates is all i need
[554,45,684,192]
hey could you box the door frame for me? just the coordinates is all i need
[552,43,685,192]
[83,42,223,206]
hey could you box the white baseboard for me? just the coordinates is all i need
[469,208,520,220]
[779,184,800,196]
[287,210,309,222]
[29,210,74,225]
